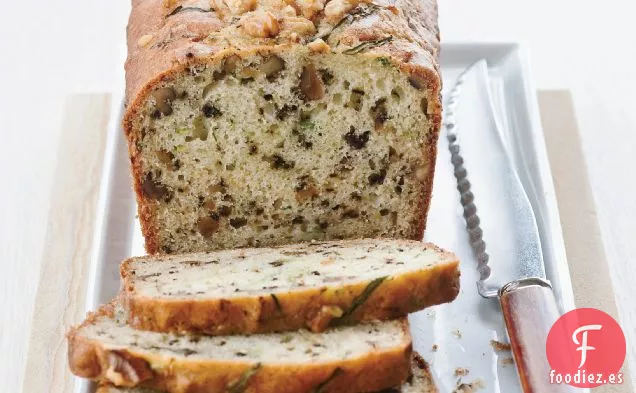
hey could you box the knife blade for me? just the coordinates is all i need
[444,61,577,393]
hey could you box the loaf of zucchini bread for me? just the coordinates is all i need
[125,0,442,253]
[121,239,459,335]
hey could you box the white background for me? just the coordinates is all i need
[1,0,635,391]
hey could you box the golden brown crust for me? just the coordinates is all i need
[68,307,412,393]
[121,241,459,335]
[124,0,441,254]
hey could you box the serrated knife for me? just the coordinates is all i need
[444,61,577,393]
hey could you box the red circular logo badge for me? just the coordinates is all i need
[546,308,626,387]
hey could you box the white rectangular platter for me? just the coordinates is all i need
[79,43,576,393]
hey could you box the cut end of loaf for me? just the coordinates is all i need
[127,47,440,253]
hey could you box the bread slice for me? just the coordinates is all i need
[125,0,442,254]
[121,239,460,334]
[95,352,438,393]
[67,303,412,393]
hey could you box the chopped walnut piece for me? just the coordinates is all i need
[259,55,285,77]
[164,0,178,9]
[137,34,154,47]
[156,149,178,171]
[105,353,143,386]
[282,5,298,16]
[297,0,327,19]
[151,87,176,116]
[223,55,240,74]
[280,16,316,37]
[308,38,330,53]
[210,0,230,17]
[142,173,172,200]
[324,0,356,22]
[295,184,320,202]
[238,66,260,79]
[225,0,256,15]
[413,162,429,181]
[300,63,325,101]
[197,216,220,238]
[242,11,280,38]
[308,305,344,332]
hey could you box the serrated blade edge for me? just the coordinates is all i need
[443,65,494,293]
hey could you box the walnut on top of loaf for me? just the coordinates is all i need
[129,0,439,64]
[159,0,388,33]
[126,0,440,119]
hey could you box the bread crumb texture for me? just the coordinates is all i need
[125,0,441,253]
[125,239,453,298]
[95,351,438,393]
[121,239,460,334]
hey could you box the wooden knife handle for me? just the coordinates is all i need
[499,278,578,393]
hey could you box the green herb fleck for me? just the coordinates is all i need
[269,259,286,267]
[318,4,384,41]
[281,250,309,256]
[280,334,293,343]
[343,36,393,55]
[332,276,387,325]
[176,127,190,135]
[167,6,212,18]
[312,368,343,393]
[300,119,315,130]
[271,293,282,313]
[174,145,186,152]
[227,363,262,393]
[377,57,391,67]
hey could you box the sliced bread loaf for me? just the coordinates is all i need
[125,0,442,254]
[95,352,438,393]
[68,303,412,393]
[121,239,459,334]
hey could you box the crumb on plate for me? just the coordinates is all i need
[453,378,486,393]
[501,357,514,366]
[454,367,469,377]
[490,339,511,351]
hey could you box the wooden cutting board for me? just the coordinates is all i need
[21,92,632,393]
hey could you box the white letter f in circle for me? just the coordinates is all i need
[572,324,602,368]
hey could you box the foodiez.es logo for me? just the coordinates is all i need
[546,308,626,388]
